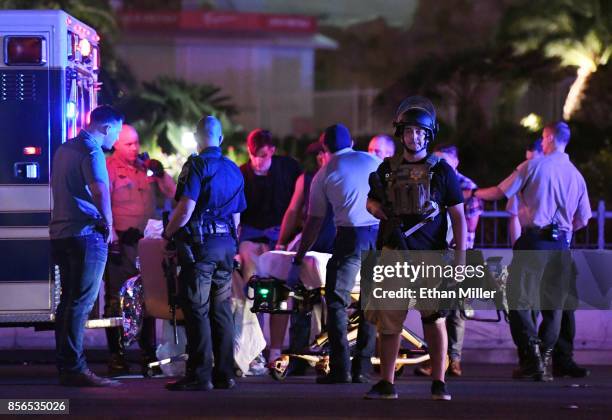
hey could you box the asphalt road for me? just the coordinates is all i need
[0,356,609,419]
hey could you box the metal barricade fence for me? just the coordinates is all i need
[475,200,611,250]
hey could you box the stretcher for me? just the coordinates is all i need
[253,250,431,381]
[138,238,184,322]
[138,237,186,377]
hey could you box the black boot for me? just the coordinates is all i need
[108,353,130,376]
[106,327,130,376]
[540,348,554,382]
[512,347,528,379]
[514,342,544,380]
[526,342,544,381]
[553,359,590,378]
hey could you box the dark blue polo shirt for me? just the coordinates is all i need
[175,147,247,221]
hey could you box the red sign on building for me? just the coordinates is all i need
[120,10,317,34]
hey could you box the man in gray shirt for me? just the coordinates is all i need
[475,121,591,381]
[50,105,123,387]
[293,123,381,384]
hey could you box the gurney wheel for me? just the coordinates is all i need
[269,355,290,381]
[270,366,288,381]
[315,356,330,377]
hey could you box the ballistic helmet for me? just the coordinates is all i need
[393,96,438,141]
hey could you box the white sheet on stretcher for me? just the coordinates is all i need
[255,250,361,292]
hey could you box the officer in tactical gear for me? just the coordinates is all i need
[365,97,467,400]
[163,116,246,391]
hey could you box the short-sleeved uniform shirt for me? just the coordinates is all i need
[308,148,381,227]
[497,151,591,232]
[240,155,301,229]
[369,155,463,250]
[106,154,156,232]
[176,147,247,222]
[49,131,109,239]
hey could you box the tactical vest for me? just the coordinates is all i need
[383,153,441,216]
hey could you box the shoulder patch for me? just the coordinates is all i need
[177,156,198,184]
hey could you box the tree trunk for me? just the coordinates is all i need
[563,66,594,120]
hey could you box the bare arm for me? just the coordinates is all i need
[366,197,388,220]
[466,215,479,233]
[448,203,467,252]
[164,196,196,237]
[474,186,505,202]
[156,172,177,199]
[509,215,521,245]
[572,189,592,232]
[573,218,588,232]
[294,214,325,262]
[89,181,113,227]
[277,175,306,249]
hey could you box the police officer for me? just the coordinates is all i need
[163,116,246,391]
[474,121,591,381]
[105,124,176,375]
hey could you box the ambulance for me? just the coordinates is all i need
[0,10,116,328]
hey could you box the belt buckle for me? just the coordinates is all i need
[213,222,229,234]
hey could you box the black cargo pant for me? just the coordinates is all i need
[508,230,572,352]
[177,234,236,383]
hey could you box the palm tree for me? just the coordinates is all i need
[499,0,611,120]
[117,76,240,158]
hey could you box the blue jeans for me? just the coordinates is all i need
[52,233,108,374]
[325,225,378,377]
